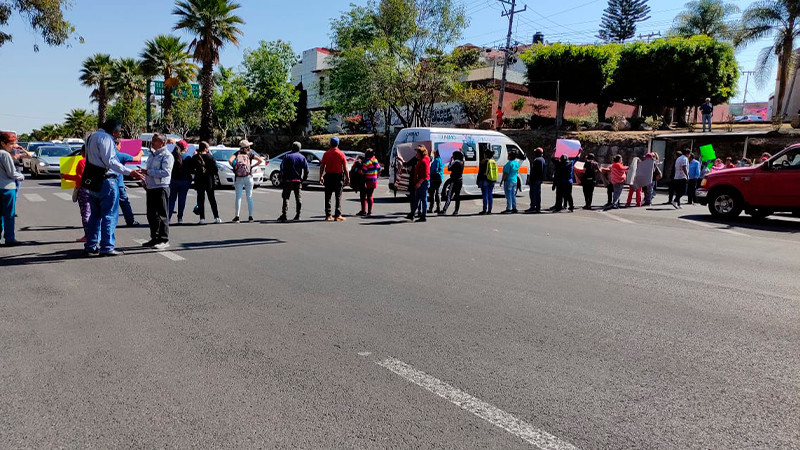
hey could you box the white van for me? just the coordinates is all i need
[389,127,530,196]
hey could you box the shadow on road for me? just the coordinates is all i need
[679,214,800,234]
[19,225,84,232]
[0,249,85,267]
[179,237,284,251]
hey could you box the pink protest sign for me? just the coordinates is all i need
[555,139,581,158]
[119,139,143,165]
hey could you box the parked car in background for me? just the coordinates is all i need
[23,142,55,172]
[733,115,765,123]
[697,143,800,219]
[265,149,363,189]
[29,145,72,177]
[139,133,182,149]
[210,146,266,187]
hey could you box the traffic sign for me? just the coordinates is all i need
[153,81,200,99]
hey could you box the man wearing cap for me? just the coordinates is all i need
[319,136,349,221]
[277,142,308,222]
[700,98,713,132]
[82,120,144,257]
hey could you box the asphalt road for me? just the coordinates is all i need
[1,178,799,449]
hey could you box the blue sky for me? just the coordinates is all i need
[0,0,768,133]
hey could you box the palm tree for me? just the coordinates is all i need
[79,53,114,128]
[173,0,244,141]
[110,58,147,102]
[669,0,739,40]
[734,0,800,120]
[140,35,197,117]
[64,108,97,139]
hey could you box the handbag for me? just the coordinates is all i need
[81,161,107,192]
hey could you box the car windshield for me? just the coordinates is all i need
[212,150,237,162]
[40,147,71,157]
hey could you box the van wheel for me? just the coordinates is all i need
[708,188,743,219]
[750,208,772,220]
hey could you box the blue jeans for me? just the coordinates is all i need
[415,180,429,216]
[234,176,254,217]
[0,188,17,242]
[504,181,517,211]
[529,180,542,211]
[118,180,136,225]
[481,180,495,212]
[168,179,192,221]
[85,177,120,254]
[702,113,712,132]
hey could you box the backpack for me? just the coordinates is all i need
[234,153,251,177]
[486,159,498,182]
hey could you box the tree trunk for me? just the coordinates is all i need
[596,100,609,123]
[97,83,107,128]
[163,88,174,119]
[774,37,794,121]
[556,99,566,128]
[199,61,214,142]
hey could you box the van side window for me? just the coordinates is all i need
[507,144,524,159]
[492,145,502,160]
[463,143,477,161]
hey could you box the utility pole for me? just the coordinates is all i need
[741,70,755,105]
[498,0,526,115]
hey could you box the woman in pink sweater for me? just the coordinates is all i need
[602,155,628,210]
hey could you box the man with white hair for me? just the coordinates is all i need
[140,133,174,249]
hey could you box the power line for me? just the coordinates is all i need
[498,0,526,113]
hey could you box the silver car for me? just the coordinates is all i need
[210,147,266,187]
[22,142,54,172]
[265,149,362,187]
[30,145,72,177]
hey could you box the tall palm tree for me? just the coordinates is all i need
[63,108,97,139]
[79,53,114,128]
[140,35,197,117]
[734,0,800,119]
[173,0,244,141]
[669,0,739,40]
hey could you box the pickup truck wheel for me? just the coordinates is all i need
[708,188,743,219]
[750,208,772,220]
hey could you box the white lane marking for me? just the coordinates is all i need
[53,192,73,201]
[358,351,372,357]
[132,239,185,261]
[377,357,579,450]
[678,218,750,237]
[598,211,634,224]
[23,193,46,202]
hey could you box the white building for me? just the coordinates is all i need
[290,47,335,111]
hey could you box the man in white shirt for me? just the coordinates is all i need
[672,149,690,209]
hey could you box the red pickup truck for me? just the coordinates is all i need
[696,144,800,219]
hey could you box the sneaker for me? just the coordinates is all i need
[277,215,288,222]
[335,216,346,222]
[127,220,140,227]
[248,216,254,222]
[292,214,301,221]
[512,209,518,213]
[671,202,679,209]
[214,218,222,224]
[99,250,123,257]
[478,211,486,215]
[415,216,427,222]
[232,216,240,223]
[356,211,366,216]
[141,240,158,247]
[199,219,206,225]
[177,218,183,224]
[153,242,170,250]
[501,210,511,214]
[325,215,334,221]
[452,211,459,216]
[4,240,23,247]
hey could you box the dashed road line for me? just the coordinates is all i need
[53,192,73,201]
[132,239,186,261]
[375,356,579,450]
[597,211,634,224]
[22,193,46,202]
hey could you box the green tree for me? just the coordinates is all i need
[612,36,738,124]
[213,66,247,143]
[241,40,299,131]
[79,53,114,127]
[63,108,97,138]
[328,0,469,128]
[598,0,651,43]
[456,86,492,127]
[669,0,739,40]
[0,0,74,48]
[521,42,620,125]
[140,34,197,118]
[173,0,244,142]
[164,89,201,137]
[31,124,60,141]
[110,58,146,103]
[108,98,146,138]
[310,110,329,135]
[733,0,800,119]
[511,97,526,113]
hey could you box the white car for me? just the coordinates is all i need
[210,147,266,187]
[265,149,363,187]
[29,145,72,177]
